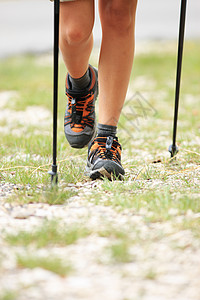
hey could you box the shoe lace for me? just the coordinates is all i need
[66,92,95,129]
[95,137,121,163]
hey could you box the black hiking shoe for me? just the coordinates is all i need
[64,65,98,148]
[86,136,125,180]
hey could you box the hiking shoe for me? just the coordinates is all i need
[64,65,98,148]
[86,136,125,180]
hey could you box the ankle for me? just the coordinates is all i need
[97,123,117,137]
[69,67,90,90]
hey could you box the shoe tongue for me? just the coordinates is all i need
[106,136,113,150]
[67,88,89,98]
[75,114,82,124]
[71,98,83,124]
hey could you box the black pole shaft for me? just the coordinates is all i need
[170,0,187,157]
[53,0,60,166]
[49,0,60,184]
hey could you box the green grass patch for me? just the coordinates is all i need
[178,219,200,239]
[0,291,17,300]
[5,220,90,248]
[144,268,158,280]
[98,227,130,240]
[98,226,134,263]
[88,185,200,222]
[6,189,77,206]
[107,240,132,263]
[17,254,72,277]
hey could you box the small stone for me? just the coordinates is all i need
[168,208,179,216]
[11,208,33,219]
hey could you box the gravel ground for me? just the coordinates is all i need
[0,60,200,300]
[0,192,200,300]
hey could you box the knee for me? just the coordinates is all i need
[61,23,93,46]
[102,0,138,32]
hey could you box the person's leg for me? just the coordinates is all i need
[98,0,138,126]
[86,0,138,179]
[60,0,99,149]
[59,0,94,78]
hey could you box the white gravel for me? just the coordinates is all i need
[0,197,200,300]
[0,88,200,300]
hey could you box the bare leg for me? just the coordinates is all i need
[59,0,95,78]
[98,0,138,126]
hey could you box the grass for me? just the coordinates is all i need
[98,226,136,263]
[0,41,199,300]
[17,254,72,277]
[178,219,200,239]
[5,220,90,248]
[107,240,132,263]
[6,189,77,206]
[87,179,200,220]
[0,41,199,228]
[144,269,158,280]
[0,291,17,300]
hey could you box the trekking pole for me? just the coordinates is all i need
[48,0,60,185]
[169,0,187,158]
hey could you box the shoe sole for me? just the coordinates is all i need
[85,161,124,181]
[66,122,97,149]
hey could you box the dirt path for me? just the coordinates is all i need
[0,86,200,300]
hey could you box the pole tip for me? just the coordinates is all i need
[48,164,58,186]
[168,144,179,158]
